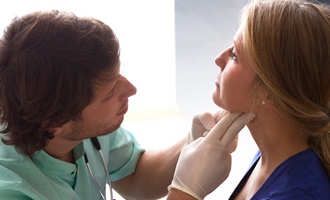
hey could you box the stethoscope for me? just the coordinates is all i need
[84,137,115,200]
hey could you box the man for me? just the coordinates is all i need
[0,10,253,200]
[0,10,189,200]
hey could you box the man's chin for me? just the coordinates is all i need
[102,121,123,136]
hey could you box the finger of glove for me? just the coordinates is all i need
[200,112,215,130]
[213,109,229,123]
[203,110,228,137]
[192,112,207,126]
[192,112,214,129]
[204,112,242,142]
[183,137,204,152]
[228,135,239,153]
[220,112,255,147]
[189,112,211,142]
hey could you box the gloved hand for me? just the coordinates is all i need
[186,109,228,144]
[169,112,256,200]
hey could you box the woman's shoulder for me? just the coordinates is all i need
[285,148,329,179]
[266,148,330,198]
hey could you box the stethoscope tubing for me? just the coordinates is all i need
[84,137,115,200]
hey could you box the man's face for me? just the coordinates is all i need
[62,65,137,141]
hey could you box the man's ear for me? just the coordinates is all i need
[41,120,68,136]
[49,126,65,136]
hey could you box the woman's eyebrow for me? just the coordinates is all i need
[233,40,241,56]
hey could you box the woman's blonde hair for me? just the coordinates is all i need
[241,0,330,174]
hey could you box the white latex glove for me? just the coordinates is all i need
[169,112,255,200]
[187,110,228,144]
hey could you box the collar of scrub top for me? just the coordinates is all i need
[84,137,114,200]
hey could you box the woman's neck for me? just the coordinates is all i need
[247,107,309,169]
[233,108,309,200]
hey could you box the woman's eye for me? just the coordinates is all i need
[229,47,237,61]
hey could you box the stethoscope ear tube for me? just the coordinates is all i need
[84,137,115,200]
[91,137,101,150]
[84,152,106,200]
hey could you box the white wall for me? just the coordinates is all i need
[0,0,178,120]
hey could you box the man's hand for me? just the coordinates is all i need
[169,112,255,200]
[187,110,228,144]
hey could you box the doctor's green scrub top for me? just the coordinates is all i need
[0,127,145,200]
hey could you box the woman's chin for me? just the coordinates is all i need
[212,95,224,108]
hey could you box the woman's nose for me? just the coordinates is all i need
[214,50,227,71]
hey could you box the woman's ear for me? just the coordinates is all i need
[258,86,270,105]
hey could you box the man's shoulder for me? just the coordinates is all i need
[0,141,33,186]
[0,146,35,199]
[0,140,29,170]
[0,141,73,200]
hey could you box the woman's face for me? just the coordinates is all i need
[212,29,257,112]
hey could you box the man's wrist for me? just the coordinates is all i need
[167,187,199,200]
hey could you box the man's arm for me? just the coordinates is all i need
[112,111,225,199]
[112,138,186,200]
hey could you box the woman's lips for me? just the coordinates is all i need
[215,79,220,89]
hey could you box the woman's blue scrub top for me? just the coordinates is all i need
[229,149,330,199]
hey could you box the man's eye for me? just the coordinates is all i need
[103,79,120,101]
[104,92,114,100]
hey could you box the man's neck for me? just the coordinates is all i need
[44,136,82,163]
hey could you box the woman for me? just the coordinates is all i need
[168,0,330,199]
